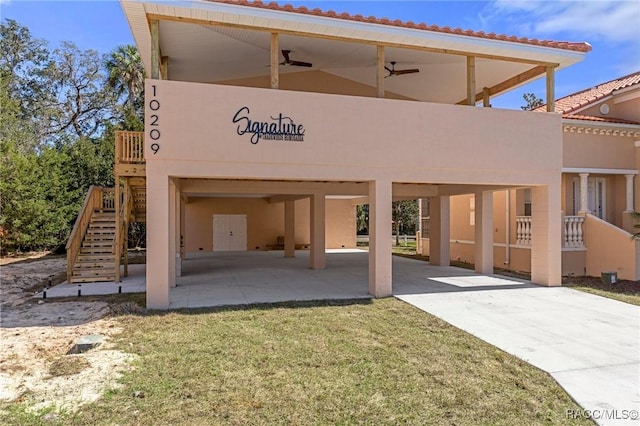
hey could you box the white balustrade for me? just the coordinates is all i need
[516,216,532,245]
[563,216,585,248]
[515,215,584,248]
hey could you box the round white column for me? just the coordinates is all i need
[579,173,590,213]
[625,174,635,212]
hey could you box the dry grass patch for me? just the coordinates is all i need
[8,298,593,425]
[48,357,90,378]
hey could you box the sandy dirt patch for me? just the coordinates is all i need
[0,254,140,414]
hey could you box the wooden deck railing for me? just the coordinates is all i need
[115,131,145,165]
[66,186,113,281]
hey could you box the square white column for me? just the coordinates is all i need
[429,196,450,266]
[531,184,562,286]
[284,200,296,258]
[310,193,326,269]
[474,191,494,274]
[146,173,171,309]
[368,180,392,297]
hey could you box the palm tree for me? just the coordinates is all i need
[105,45,145,108]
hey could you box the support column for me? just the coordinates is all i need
[531,184,562,286]
[150,20,160,80]
[467,56,476,106]
[270,33,279,89]
[376,45,385,98]
[429,196,450,266]
[546,66,555,113]
[284,200,295,258]
[579,173,589,213]
[114,178,121,282]
[474,191,494,274]
[310,193,325,269]
[482,87,491,107]
[146,173,171,309]
[168,178,177,288]
[368,180,392,297]
[625,174,635,212]
[174,184,181,280]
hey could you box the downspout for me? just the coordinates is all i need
[504,190,511,265]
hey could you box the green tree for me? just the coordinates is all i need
[41,42,114,142]
[521,92,544,111]
[356,204,369,234]
[392,200,418,245]
[105,44,145,130]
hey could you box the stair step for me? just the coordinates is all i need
[76,253,114,263]
[81,242,113,247]
[73,268,114,273]
[74,263,113,268]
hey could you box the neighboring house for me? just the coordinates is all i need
[67,0,592,309]
[419,72,640,280]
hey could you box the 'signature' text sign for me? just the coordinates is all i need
[232,106,305,144]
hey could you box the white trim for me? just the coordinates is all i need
[562,168,638,175]
[562,118,640,131]
[450,239,531,250]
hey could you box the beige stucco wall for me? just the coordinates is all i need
[563,132,636,170]
[145,79,561,183]
[584,213,639,280]
[145,79,564,308]
[562,250,586,276]
[578,95,639,124]
[184,197,355,253]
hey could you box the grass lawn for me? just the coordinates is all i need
[567,286,640,306]
[4,299,592,425]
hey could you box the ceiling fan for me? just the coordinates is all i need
[385,61,420,78]
[280,50,312,68]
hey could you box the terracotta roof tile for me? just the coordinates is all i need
[536,71,640,114]
[206,0,591,53]
[563,114,640,126]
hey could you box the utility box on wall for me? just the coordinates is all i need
[601,271,618,285]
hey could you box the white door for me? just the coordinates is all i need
[213,215,247,251]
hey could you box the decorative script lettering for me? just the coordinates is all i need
[232,106,305,144]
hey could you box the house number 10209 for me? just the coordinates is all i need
[149,85,160,154]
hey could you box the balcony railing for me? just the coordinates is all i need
[115,131,145,165]
[516,215,585,249]
[516,216,532,245]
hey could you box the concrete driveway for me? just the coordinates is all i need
[395,264,640,426]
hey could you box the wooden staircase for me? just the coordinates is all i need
[67,132,146,284]
[70,209,117,283]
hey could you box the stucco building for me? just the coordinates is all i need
[67,0,595,309]
[418,72,640,281]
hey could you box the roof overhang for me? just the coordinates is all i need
[120,0,589,103]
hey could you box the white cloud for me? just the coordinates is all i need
[486,0,640,43]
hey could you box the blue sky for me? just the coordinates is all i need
[2,0,639,109]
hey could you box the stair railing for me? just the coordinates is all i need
[66,186,106,281]
[113,181,134,281]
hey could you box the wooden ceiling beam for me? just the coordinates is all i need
[456,65,547,105]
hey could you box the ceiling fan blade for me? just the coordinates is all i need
[290,60,313,67]
[384,66,392,73]
[394,69,420,75]
[281,49,291,63]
